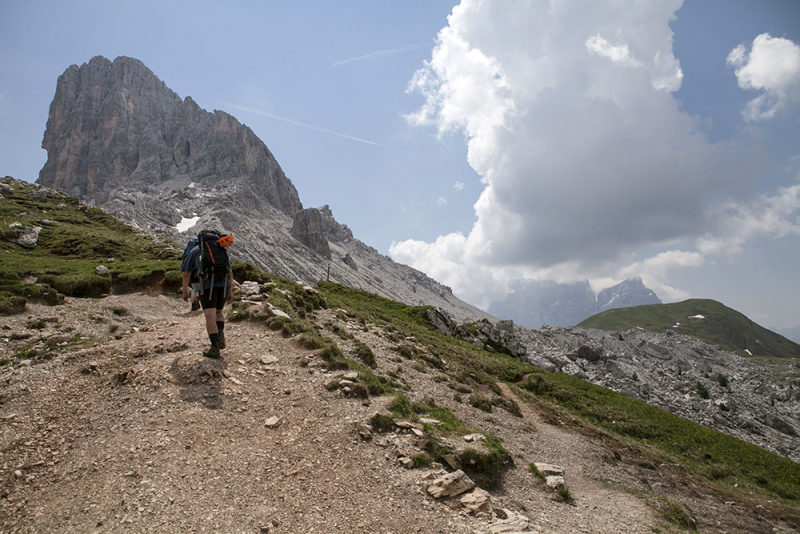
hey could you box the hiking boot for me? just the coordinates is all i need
[218,330,226,350]
[202,345,221,359]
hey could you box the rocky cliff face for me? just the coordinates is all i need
[488,277,661,329]
[291,208,332,260]
[36,56,491,323]
[38,56,302,216]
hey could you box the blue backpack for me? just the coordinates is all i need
[182,237,199,259]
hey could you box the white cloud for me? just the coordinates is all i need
[390,233,508,308]
[454,181,464,191]
[617,250,704,302]
[586,34,643,68]
[728,33,800,120]
[437,196,447,206]
[697,181,800,256]
[394,0,777,308]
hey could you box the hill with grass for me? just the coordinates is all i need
[0,176,185,313]
[577,298,800,360]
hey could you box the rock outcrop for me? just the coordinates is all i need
[35,56,492,323]
[290,208,332,260]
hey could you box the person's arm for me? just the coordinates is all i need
[182,271,191,302]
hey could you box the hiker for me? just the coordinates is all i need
[181,230,234,359]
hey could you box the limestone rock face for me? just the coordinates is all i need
[35,56,494,325]
[318,205,353,242]
[38,55,302,216]
[290,208,332,260]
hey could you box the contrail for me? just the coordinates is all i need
[217,101,381,146]
[332,43,427,66]
[217,101,422,156]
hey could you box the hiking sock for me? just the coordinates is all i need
[209,333,220,348]
[217,322,226,349]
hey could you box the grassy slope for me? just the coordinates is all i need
[318,282,800,514]
[0,178,183,309]
[578,298,800,359]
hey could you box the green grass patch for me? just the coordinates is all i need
[353,340,377,368]
[390,394,417,420]
[0,179,186,306]
[469,392,493,413]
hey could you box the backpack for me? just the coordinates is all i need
[196,229,232,286]
[182,237,199,259]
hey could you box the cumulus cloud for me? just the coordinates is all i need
[586,34,643,68]
[437,196,447,206]
[454,181,465,191]
[392,0,777,307]
[727,33,800,120]
[697,182,800,256]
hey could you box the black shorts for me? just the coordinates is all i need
[199,286,227,311]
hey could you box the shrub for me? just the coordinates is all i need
[469,392,493,413]
[523,374,551,395]
[0,296,26,315]
[353,340,377,368]
[555,486,574,504]
[528,463,546,482]
[459,434,513,489]
[491,396,523,418]
[717,373,729,388]
[37,273,110,298]
[410,453,432,468]
[696,381,710,400]
[390,394,417,419]
[370,413,394,433]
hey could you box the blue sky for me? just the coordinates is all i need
[1,1,799,331]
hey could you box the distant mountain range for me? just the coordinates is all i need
[487,276,661,328]
[578,298,800,359]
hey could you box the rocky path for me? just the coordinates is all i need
[0,293,791,533]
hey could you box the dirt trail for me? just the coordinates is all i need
[0,293,790,533]
[496,383,657,533]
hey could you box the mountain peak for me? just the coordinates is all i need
[38,55,302,216]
